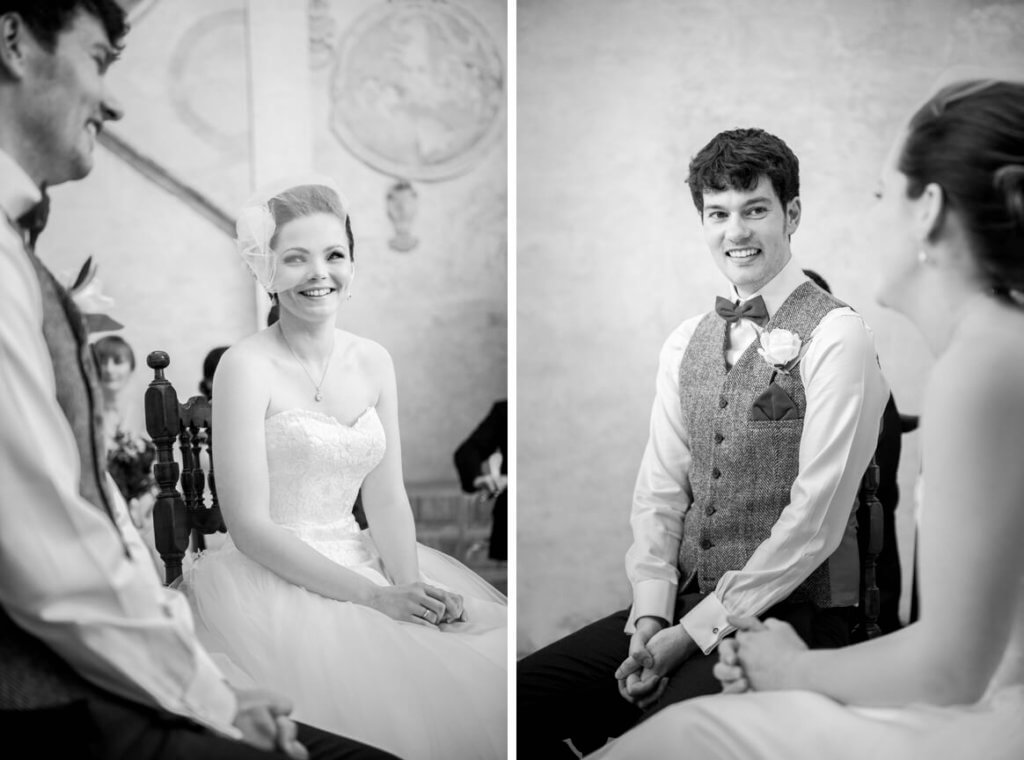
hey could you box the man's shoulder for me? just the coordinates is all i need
[658,311,711,361]
[0,232,41,314]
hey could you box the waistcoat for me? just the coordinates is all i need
[677,281,860,608]
[0,248,119,709]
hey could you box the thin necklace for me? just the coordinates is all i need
[279,324,335,403]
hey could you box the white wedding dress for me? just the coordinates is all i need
[181,407,507,760]
[590,583,1024,759]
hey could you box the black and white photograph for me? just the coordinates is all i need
[0,0,506,758]
[4,0,1024,758]
[516,1,1024,758]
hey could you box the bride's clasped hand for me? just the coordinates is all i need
[366,581,465,626]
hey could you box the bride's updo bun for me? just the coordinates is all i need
[268,183,355,262]
[995,164,1024,233]
[899,79,1024,296]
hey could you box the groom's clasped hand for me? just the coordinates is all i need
[366,581,466,626]
[615,613,811,707]
[615,617,698,709]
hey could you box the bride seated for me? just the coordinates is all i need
[180,177,507,760]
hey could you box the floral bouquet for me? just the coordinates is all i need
[107,428,156,501]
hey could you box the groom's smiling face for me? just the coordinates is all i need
[701,175,801,297]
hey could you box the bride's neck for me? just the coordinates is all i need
[908,275,1002,356]
[276,314,335,358]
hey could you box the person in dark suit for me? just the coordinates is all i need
[454,400,507,561]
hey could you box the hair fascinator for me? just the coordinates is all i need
[235,204,278,292]
[234,173,350,293]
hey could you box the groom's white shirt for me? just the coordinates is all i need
[625,258,889,653]
[0,149,240,737]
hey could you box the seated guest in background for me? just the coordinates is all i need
[0,2,396,757]
[589,77,1024,760]
[518,127,888,757]
[181,177,507,760]
[199,345,229,401]
[94,334,161,571]
[454,399,508,562]
[803,269,906,635]
[94,334,139,447]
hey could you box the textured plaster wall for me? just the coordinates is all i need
[40,0,507,486]
[517,0,1024,654]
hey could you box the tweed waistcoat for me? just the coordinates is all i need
[677,281,859,608]
[0,250,119,709]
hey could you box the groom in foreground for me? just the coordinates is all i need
[518,128,889,757]
[0,2,395,757]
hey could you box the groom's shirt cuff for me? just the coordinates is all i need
[680,594,731,654]
[625,579,676,633]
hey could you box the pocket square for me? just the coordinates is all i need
[750,382,801,421]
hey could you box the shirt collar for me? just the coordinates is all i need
[0,149,43,226]
[729,257,808,318]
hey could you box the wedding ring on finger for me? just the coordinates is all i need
[420,608,435,623]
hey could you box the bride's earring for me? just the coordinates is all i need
[917,249,928,265]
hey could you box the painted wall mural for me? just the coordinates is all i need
[329,0,505,181]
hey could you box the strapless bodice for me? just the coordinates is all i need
[264,407,385,534]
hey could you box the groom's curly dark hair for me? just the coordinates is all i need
[0,0,129,51]
[686,128,800,215]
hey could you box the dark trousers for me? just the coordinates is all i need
[489,491,508,561]
[517,592,854,758]
[0,694,399,760]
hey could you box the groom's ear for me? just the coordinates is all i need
[0,13,32,80]
[784,197,801,236]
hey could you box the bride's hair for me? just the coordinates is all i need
[899,79,1024,295]
[268,184,355,262]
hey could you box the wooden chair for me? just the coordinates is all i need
[852,456,885,641]
[144,350,226,585]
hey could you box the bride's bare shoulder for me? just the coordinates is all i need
[216,330,278,374]
[336,330,392,370]
[927,306,1024,420]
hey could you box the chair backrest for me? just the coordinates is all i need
[853,456,885,641]
[144,350,226,585]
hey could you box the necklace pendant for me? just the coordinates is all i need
[314,392,323,402]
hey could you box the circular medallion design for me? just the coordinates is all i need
[330,1,505,181]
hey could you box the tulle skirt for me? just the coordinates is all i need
[587,684,1024,760]
[181,532,507,760]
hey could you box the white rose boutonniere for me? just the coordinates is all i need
[756,328,805,374]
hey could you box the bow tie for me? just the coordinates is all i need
[15,189,50,248]
[715,295,769,326]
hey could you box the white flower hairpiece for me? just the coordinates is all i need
[235,204,278,292]
[234,173,350,294]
